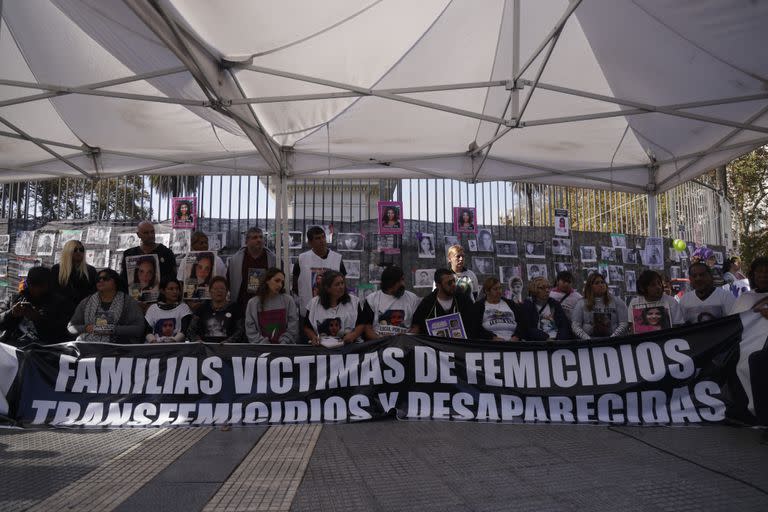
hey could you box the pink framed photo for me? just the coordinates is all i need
[378,201,403,235]
[453,207,477,234]
[172,196,197,229]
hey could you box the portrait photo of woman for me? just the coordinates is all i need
[454,207,477,234]
[172,196,197,229]
[417,233,435,258]
[126,254,160,302]
[632,305,671,333]
[378,201,404,235]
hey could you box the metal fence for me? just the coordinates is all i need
[0,176,732,247]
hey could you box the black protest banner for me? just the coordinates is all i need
[1,313,766,428]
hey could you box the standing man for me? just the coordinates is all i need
[679,262,736,324]
[227,227,276,314]
[549,270,582,321]
[120,221,176,283]
[292,226,346,314]
[412,268,473,336]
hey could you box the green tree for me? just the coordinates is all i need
[726,146,768,265]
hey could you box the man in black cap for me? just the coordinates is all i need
[0,267,71,346]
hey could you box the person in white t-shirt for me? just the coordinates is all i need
[730,257,768,317]
[628,270,684,333]
[292,226,346,315]
[304,271,363,345]
[470,277,525,341]
[446,245,479,302]
[679,262,736,324]
[144,278,193,343]
[360,266,421,338]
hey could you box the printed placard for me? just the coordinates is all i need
[551,238,571,256]
[378,201,404,235]
[417,233,436,258]
[414,268,435,288]
[338,233,364,252]
[126,254,160,302]
[248,268,266,295]
[495,241,518,258]
[35,233,55,256]
[172,196,197,229]
[453,207,477,234]
[182,251,216,300]
[86,226,111,245]
[554,209,570,237]
[117,233,140,251]
[632,304,672,334]
[57,230,82,249]
[476,229,494,252]
[425,312,467,339]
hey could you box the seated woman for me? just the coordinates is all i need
[67,269,145,343]
[245,268,298,344]
[471,277,526,341]
[144,278,193,343]
[571,272,629,340]
[304,271,365,345]
[189,276,244,343]
[627,270,683,334]
[730,256,768,318]
[520,277,572,341]
[52,240,97,307]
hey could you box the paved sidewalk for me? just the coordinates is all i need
[1,421,767,511]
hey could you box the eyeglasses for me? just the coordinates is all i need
[73,247,85,253]
[97,275,113,282]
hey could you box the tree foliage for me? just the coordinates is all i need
[727,146,768,264]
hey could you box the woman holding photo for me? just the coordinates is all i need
[190,276,243,343]
[571,272,629,339]
[304,271,364,345]
[628,270,683,333]
[145,278,192,343]
[245,268,298,344]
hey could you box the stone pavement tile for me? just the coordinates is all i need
[0,428,156,512]
[115,482,221,512]
[291,421,768,512]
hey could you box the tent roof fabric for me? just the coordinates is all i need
[1,0,767,193]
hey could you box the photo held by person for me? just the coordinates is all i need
[548,270,582,322]
[245,268,298,344]
[470,277,526,341]
[0,267,71,346]
[120,220,176,284]
[67,269,146,344]
[227,226,277,316]
[445,245,479,302]
[679,262,736,325]
[730,256,768,318]
[413,268,473,336]
[360,265,421,339]
[51,240,97,307]
[292,226,346,316]
[177,231,227,281]
[571,272,629,340]
[520,277,573,341]
[144,278,193,343]
[188,276,244,343]
[628,270,684,333]
[304,271,364,346]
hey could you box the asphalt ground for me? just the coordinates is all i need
[1,421,767,511]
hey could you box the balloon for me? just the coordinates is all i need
[673,239,686,252]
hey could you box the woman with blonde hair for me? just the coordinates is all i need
[446,244,479,302]
[571,272,628,339]
[51,239,97,306]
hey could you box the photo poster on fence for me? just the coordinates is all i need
[645,237,665,270]
[4,312,767,428]
[425,312,467,339]
[554,209,570,237]
[378,201,404,235]
[453,207,477,234]
[172,196,197,229]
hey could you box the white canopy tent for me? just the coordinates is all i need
[1,1,767,217]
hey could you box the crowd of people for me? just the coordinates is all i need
[1,222,766,348]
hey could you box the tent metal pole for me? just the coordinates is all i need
[0,130,84,151]
[657,103,768,189]
[97,149,269,173]
[647,165,658,237]
[514,0,582,82]
[0,114,91,178]
[231,80,508,105]
[0,78,207,107]
[0,66,189,108]
[528,81,768,135]
[245,65,511,126]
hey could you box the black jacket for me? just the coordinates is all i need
[0,291,73,346]
[519,298,573,341]
[412,290,473,336]
[51,263,97,307]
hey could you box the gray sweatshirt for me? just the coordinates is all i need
[244,293,299,344]
[570,296,629,340]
